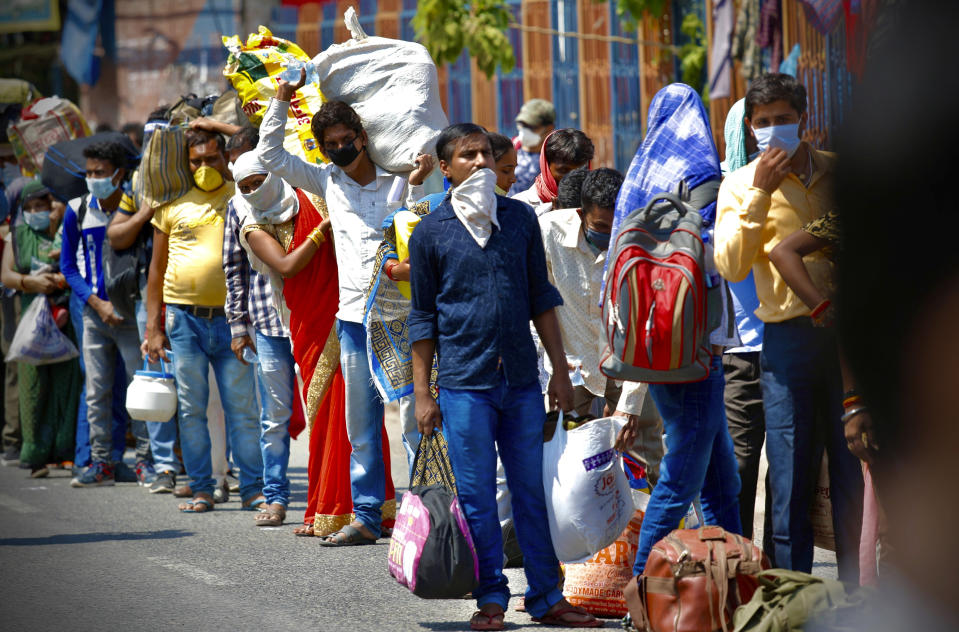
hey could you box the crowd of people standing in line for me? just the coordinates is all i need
[0,64,882,630]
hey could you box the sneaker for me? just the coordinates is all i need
[113,461,138,483]
[226,471,240,493]
[70,462,115,487]
[149,471,176,494]
[1,447,19,466]
[30,465,49,478]
[135,461,157,486]
[213,480,229,504]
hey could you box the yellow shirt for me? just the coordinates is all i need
[151,184,235,307]
[714,147,837,323]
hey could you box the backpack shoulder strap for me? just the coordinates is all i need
[684,179,720,211]
[76,196,88,226]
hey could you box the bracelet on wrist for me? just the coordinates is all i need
[843,395,862,409]
[810,299,832,319]
[307,227,324,248]
[841,406,867,424]
[384,261,398,282]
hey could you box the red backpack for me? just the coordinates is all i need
[600,185,721,384]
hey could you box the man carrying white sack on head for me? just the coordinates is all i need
[257,69,434,546]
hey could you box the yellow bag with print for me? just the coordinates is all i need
[221,26,326,164]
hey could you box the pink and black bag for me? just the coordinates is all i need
[388,433,479,598]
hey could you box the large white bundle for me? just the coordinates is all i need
[312,8,448,173]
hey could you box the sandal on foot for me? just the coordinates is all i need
[293,524,315,537]
[255,504,286,527]
[531,605,602,628]
[470,609,505,631]
[241,494,266,511]
[179,497,214,513]
[317,524,376,547]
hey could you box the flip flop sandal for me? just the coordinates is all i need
[241,496,266,511]
[470,610,505,631]
[317,524,377,547]
[531,606,603,628]
[293,524,315,537]
[255,507,286,527]
[179,498,214,513]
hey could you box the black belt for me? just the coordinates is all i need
[168,303,225,319]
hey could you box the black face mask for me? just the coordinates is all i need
[326,141,363,168]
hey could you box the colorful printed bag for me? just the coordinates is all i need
[222,26,326,164]
[7,96,89,174]
[388,433,479,599]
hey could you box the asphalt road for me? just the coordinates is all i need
[0,403,835,631]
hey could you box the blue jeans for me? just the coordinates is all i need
[337,319,386,536]
[136,300,180,474]
[70,292,128,466]
[255,332,294,507]
[635,355,742,575]
[166,306,262,499]
[439,376,563,618]
[761,319,863,582]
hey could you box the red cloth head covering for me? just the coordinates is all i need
[533,130,558,204]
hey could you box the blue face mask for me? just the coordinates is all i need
[584,228,611,252]
[24,210,51,231]
[85,169,120,200]
[752,123,801,158]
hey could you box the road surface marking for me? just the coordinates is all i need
[146,556,233,586]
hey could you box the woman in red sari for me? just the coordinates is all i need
[231,152,395,536]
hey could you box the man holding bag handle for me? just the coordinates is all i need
[408,124,600,630]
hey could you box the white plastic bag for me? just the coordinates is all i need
[543,413,634,563]
[6,298,79,365]
[311,8,449,173]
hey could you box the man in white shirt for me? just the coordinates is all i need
[540,168,664,482]
[258,71,433,545]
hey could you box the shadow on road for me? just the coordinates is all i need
[0,529,193,546]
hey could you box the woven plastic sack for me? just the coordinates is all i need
[222,26,326,164]
[564,482,649,618]
[134,124,193,209]
[311,8,448,173]
[7,97,90,174]
[6,298,79,366]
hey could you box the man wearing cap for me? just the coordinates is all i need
[512,99,555,195]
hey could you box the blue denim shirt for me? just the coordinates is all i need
[408,194,563,390]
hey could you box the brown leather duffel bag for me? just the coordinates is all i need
[623,526,769,632]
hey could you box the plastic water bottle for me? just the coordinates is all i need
[567,355,585,387]
[242,347,258,364]
[279,59,304,83]
[279,57,318,84]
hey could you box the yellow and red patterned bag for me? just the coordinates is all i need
[221,26,326,164]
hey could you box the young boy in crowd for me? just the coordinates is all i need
[540,168,664,482]
[511,129,593,215]
[62,141,153,487]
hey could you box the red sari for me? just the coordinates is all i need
[283,189,395,535]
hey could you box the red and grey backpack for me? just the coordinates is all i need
[600,182,722,384]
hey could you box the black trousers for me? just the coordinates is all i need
[722,351,769,544]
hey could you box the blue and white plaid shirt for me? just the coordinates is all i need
[223,201,288,340]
